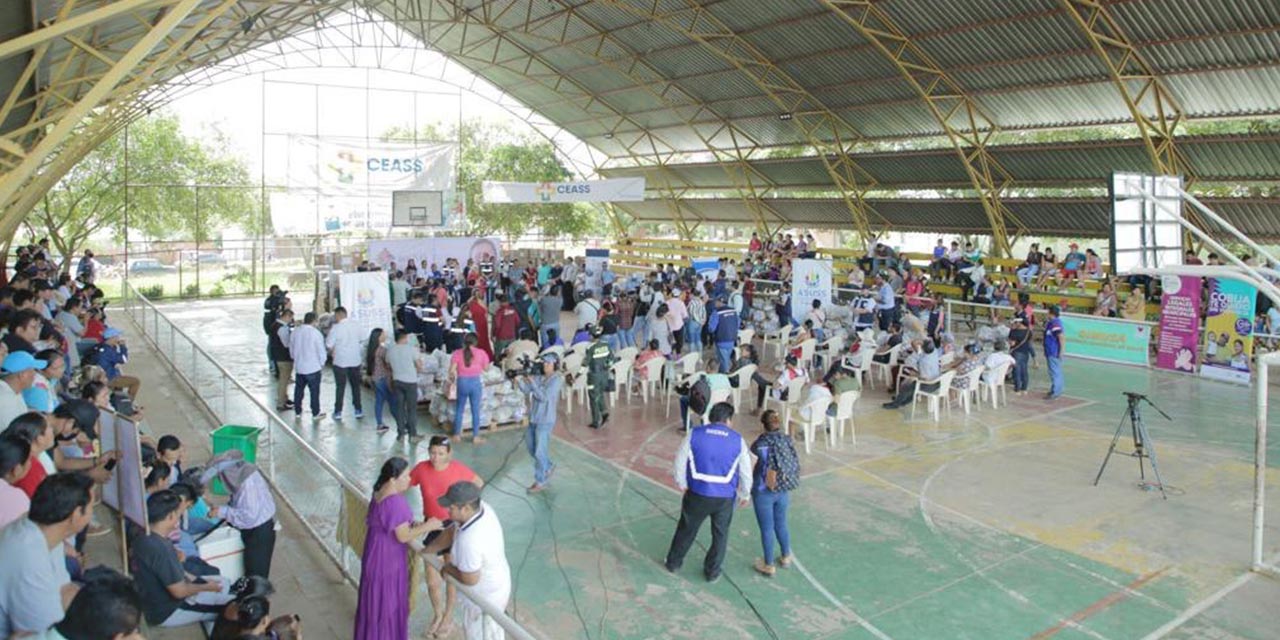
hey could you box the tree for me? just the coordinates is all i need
[384,120,604,240]
[26,112,256,271]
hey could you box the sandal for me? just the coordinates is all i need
[754,558,776,577]
[778,554,793,568]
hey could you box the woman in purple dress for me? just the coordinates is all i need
[354,457,434,640]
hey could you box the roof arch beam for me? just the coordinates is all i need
[593,0,891,247]
[819,0,1026,257]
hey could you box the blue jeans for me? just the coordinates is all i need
[373,378,393,425]
[293,371,321,416]
[634,315,650,345]
[1013,350,1031,391]
[527,421,554,484]
[716,342,735,373]
[1047,355,1063,397]
[752,489,791,565]
[685,320,703,353]
[1017,265,1039,285]
[454,375,484,437]
[617,326,635,349]
[542,323,560,348]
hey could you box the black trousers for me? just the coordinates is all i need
[561,282,576,311]
[891,380,939,406]
[665,491,735,577]
[241,518,276,579]
[332,365,362,414]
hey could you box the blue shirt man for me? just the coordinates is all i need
[1044,306,1065,399]
[517,355,564,491]
[707,301,740,373]
[95,329,129,379]
[664,402,752,582]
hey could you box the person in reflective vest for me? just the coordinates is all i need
[584,326,614,429]
[664,401,752,582]
[707,298,740,374]
[420,301,444,353]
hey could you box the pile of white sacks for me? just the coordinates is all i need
[425,361,528,428]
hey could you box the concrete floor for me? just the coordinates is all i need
[130,295,1280,639]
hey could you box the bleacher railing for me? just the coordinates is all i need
[119,282,539,640]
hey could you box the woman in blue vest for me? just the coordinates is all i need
[750,410,800,576]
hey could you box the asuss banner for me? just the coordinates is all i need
[791,259,833,322]
[481,178,645,203]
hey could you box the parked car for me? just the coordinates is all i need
[181,251,227,266]
[129,258,178,274]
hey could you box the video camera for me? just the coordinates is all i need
[505,354,547,380]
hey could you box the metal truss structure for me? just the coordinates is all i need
[3,0,1280,248]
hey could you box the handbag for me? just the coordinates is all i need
[446,379,458,401]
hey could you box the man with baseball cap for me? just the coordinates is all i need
[516,353,564,493]
[95,328,140,400]
[0,352,46,428]
[429,481,510,640]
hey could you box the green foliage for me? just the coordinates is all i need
[181,283,200,299]
[138,284,164,299]
[384,120,602,239]
[29,111,257,272]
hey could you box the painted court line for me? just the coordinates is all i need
[868,543,1045,620]
[791,557,894,640]
[1031,567,1169,639]
[1140,552,1280,640]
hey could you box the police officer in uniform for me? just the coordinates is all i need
[421,299,444,353]
[398,290,428,338]
[664,402,752,582]
[584,325,614,429]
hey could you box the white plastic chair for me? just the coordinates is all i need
[954,366,985,415]
[827,389,859,448]
[763,328,788,363]
[816,335,843,370]
[611,357,635,404]
[870,343,902,388]
[615,346,639,364]
[566,369,589,415]
[635,357,666,403]
[728,363,757,412]
[737,328,755,347]
[911,370,957,422]
[980,362,1012,408]
[764,377,807,436]
[569,341,589,362]
[796,338,817,372]
[561,351,584,377]
[847,347,876,390]
[794,395,833,455]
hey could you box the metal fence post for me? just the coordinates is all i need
[221,376,228,422]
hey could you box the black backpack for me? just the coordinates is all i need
[688,377,711,417]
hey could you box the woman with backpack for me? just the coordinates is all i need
[751,409,799,576]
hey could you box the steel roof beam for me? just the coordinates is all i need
[593,0,890,246]
[0,0,179,62]
[819,0,1026,257]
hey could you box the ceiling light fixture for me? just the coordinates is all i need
[778,112,793,121]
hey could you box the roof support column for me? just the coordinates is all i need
[1058,0,1202,248]
[820,0,1026,257]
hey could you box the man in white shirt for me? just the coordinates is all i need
[665,289,688,353]
[436,482,511,640]
[0,472,94,638]
[325,307,364,421]
[982,341,1016,384]
[289,312,327,421]
[0,352,45,428]
[573,291,601,335]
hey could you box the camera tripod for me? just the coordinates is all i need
[1093,392,1169,500]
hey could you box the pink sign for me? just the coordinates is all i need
[1156,275,1203,372]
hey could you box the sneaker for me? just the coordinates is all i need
[354,411,364,419]
[313,413,327,421]
[663,561,681,574]
[294,412,302,421]
[778,554,793,568]
[376,424,390,433]
[753,559,776,577]
[705,571,721,583]
[333,412,343,421]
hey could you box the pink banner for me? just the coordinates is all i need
[1156,275,1202,372]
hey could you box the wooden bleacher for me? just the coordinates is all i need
[608,238,1160,317]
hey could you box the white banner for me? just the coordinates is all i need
[481,178,644,203]
[792,259,833,321]
[288,135,455,194]
[367,237,502,273]
[339,271,394,343]
[584,248,609,296]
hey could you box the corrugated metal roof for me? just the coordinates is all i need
[602,134,1280,189]
[619,196,1280,241]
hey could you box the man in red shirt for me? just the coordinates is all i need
[410,436,484,638]
[491,293,520,360]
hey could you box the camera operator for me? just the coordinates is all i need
[517,354,564,493]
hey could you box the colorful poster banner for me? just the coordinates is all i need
[584,248,610,295]
[1156,275,1203,373]
[791,259,833,321]
[339,271,394,342]
[1202,278,1256,384]
[1061,314,1150,366]
[366,237,502,273]
[481,178,645,203]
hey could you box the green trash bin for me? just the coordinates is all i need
[210,425,262,495]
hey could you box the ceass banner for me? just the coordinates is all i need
[481,178,645,203]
